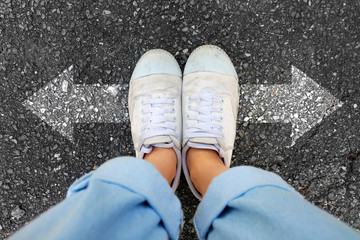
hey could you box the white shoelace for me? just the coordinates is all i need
[139,98,177,152]
[141,142,175,154]
[184,90,224,139]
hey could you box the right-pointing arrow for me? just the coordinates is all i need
[240,65,344,146]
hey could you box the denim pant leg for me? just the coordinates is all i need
[194,166,360,240]
[10,157,183,240]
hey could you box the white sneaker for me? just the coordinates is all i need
[128,49,182,191]
[182,45,239,199]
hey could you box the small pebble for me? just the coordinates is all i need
[11,206,25,219]
[19,135,27,140]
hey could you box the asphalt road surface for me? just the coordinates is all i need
[1,0,360,239]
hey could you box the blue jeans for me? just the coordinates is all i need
[11,157,360,240]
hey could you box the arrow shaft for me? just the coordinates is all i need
[70,84,127,124]
[240,84,293,123]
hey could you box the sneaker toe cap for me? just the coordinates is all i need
[184,45,238,78]
[131,49,182,81]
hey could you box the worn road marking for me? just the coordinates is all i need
[240,66,343,146]
[23,65,343,146]
[23,65,128,142]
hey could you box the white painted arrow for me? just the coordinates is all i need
[22,65,128,142]
[23,65,343,146]
[240,65,343,146]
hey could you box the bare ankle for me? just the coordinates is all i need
[144,147,177,185]
[187,148,229,196]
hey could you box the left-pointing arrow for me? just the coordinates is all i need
[22,65,128,142]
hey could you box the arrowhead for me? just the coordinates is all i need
[289,66,343,146]
[22,65,75,142]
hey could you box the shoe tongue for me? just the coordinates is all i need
[143,136,172,145]
[188,137,218,145]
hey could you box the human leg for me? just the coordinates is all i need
[11,49,184,240]
[182,45,239,199]
[11,157,183,240]
[186,148,229,196]
[182,45,360,240]
[128,49,183,190]
[144,147,177,185]
[186,148,360,240]
[194,165,360,240]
